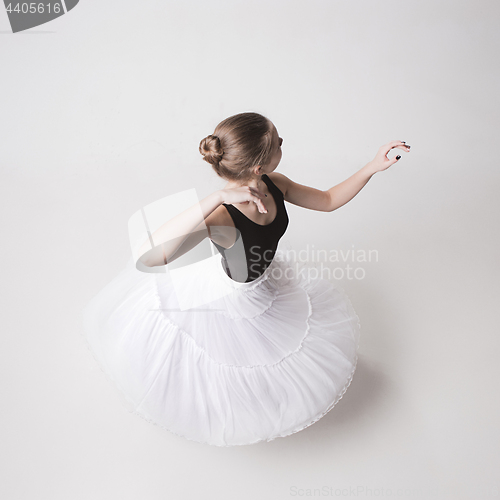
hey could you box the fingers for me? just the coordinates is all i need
[387,155,401,167]
[380,141,403,154]
[248,187,268,212]
[387,140,411,151]
[397,141,411,152]
[380,141,411,158]
[252,196,267,213]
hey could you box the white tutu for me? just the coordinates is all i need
[81,247,361,447]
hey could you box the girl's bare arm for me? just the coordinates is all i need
[138,191,223,268]
[138,185,268,268]
[270,140,410,212]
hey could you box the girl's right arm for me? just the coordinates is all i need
[138,190,222,268]
[139,186,267,268]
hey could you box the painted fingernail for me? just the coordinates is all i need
[396,155,401,160]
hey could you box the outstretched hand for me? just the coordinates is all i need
[369,141,411,173]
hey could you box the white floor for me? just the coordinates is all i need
[1,1,499,499]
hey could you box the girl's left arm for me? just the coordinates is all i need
[273,140,410,212]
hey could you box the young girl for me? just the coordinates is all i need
[82,112,410,447]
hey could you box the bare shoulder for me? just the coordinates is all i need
[204,203,238,248]
[205,203,233,228]
[266,172,290,197]
[190,203,232,234]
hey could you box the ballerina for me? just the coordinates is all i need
[82,111,410,446]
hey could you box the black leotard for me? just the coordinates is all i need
[212,174,289,283]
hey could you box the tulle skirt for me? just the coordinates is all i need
[81,248,361,447]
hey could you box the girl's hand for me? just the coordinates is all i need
[368,140,411,173]
[220,186,268,213]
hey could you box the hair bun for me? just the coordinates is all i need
[199,134,224,165]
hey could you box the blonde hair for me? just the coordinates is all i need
[199,112,275,182]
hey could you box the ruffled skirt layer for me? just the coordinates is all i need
[82,250,360,446]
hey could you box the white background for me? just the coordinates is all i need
[1,1,499,499]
